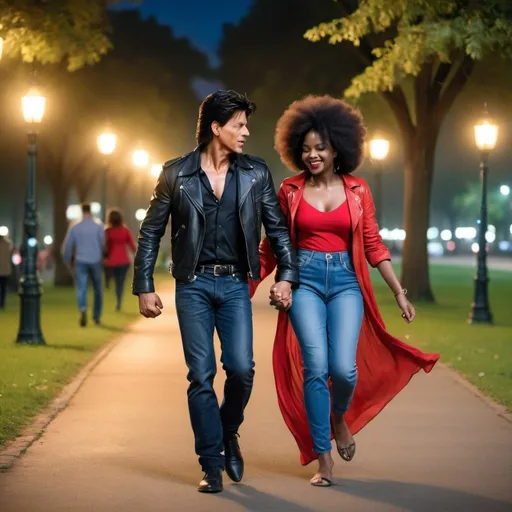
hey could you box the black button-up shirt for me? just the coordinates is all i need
[197,168,248,269]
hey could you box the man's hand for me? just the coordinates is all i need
[269,281,292,311]
[139,292,164,318]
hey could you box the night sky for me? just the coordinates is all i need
[112,0,254,66]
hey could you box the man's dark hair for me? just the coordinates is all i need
[81,202,91,214]
[196,90,256,146]
[274,95,366,175]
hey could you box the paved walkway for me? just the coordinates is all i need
[0,282,511,511]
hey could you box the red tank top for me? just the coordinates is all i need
[296,197,351,252]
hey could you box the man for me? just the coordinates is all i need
[62,202,105,327]
[133,90,298,493]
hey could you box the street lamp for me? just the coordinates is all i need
[132,148,149,168]
[17,85,46,344]
[151,163,163,178]
[469,104,498,325]
[369,137,390,227]
[500,185,510,197]
[97,128,117,222]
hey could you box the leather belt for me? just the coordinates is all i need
[196,264,245,276]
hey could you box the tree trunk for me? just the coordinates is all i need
[400,129,438,301]
[52,183,73,287]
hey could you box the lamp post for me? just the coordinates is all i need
[469,104,498,325]
[369,137,390,227]
[97,128,117,222]
[16,85,46,344]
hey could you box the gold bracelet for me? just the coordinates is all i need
[394,288,407,297]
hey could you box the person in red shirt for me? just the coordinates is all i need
[104,208,136,311]
[251,95,439,487]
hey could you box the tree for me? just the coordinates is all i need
[36,10,210,285]
[219,0,369,183]
[305,0,512,301]
[0,0,123,70]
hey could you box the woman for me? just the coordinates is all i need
[104,208,136,311]
[251,95,439,487]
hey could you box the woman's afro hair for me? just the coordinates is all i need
[274,95,367,174]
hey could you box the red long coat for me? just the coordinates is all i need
[250,172,440,466]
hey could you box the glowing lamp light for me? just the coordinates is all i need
[474,106,498,152]
[97,131,117,156]
[427,227,439,240]
[369,138,390,161]
[440,229,452,241]
[22,86,46,124]
[135,209,146,222]
[133,149,149,168]
[455,227,477,240]
[44,235,53,245]
[0,226,9,236]
[151,163,163,177]
[485,231,496,244]
[471,243,479,254]
[500,185,510,196]
[379,228,390,240]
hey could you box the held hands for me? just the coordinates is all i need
[269,281,292,312]
[139,292,164,318]
[395,290,415,323]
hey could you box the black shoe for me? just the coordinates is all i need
[79,311,87,327]
[224,434,244,482]
[197,467,223,493]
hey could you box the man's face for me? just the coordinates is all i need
[213,111,250,154]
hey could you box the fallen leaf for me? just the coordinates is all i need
[478,372,485,378]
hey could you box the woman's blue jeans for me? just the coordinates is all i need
[288,250,364,455]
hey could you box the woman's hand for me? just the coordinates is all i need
[396,293,415,323]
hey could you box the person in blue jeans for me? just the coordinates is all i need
[133,90,298,493]
[62,202,105,327]
[266,96,419,487]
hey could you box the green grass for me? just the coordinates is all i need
[371,264,512,410]
[0,273,167,446]
[0,265,510,449]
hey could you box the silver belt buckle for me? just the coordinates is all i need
[213,264,222,276]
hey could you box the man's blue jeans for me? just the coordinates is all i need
[175,273,255,471]
[288,250,364,455]
[74,262,103,322]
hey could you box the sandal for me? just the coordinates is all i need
[336,440,356,462]
[310,476,333,487]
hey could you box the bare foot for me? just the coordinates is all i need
[334,415,356,462]
[310,452,334,487]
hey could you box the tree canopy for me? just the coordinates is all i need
[0,0,128,70]
[305,0,512,300]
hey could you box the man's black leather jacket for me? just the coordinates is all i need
[132,147,298,294]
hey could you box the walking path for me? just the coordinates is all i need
[0,283,511,511]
